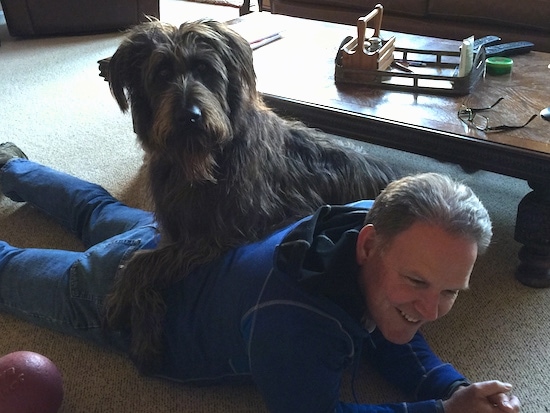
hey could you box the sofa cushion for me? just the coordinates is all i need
[288,0,429,18]
[1,0,159,36]
[428,0,549,31]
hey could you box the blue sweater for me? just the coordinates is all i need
[159,202,467,412]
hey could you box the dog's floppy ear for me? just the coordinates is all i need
[211,21,257,93]
[108,21,176,112]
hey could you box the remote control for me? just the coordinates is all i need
[473,35,501,52]
[485,41,535,57]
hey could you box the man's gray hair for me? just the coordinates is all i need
[365,172,493,254]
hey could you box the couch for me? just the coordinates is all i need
[0,0,160,37]
[267,0,550,52]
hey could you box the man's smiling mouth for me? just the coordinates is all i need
[399,309,420,323]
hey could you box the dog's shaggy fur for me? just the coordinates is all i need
[104,19,399,371]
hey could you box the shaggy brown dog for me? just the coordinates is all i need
[103,19,399,371]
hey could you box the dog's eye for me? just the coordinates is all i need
[196,62,208,72]
[192,61,214,79]
[158,68,171,78]
[157,66,173,80]
[151,60,174,83]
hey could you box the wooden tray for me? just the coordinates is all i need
[335,44,487,96]
[337,5,396,72]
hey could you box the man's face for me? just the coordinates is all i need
[356,221,477,344]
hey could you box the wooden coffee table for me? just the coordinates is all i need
[230,12,550,287]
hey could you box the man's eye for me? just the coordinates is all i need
[444,290,460,298]
[406,276,425,286]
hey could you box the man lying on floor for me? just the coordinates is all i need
[0,142,520,412]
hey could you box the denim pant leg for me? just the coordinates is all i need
[0,159,159,351]
[1,158,156,247]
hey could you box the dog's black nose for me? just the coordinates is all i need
[180,105,202,126]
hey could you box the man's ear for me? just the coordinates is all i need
[356,224,377,265]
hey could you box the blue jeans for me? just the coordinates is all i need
[0,158,159,351]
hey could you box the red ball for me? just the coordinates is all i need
[0,351,63,413]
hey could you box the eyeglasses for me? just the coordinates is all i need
[457,97,537,132]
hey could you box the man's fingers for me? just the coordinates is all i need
[444,381,520,413]
[470,380,513,397]
[488,393,521,412]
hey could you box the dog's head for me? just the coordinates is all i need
[108,19,258,156]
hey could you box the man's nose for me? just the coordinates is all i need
[415,292,440,321]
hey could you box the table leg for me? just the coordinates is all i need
[239,0,252,15]
[514,181,550,288]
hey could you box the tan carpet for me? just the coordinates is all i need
[1,1,549,411]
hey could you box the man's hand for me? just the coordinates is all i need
[442,380,521,412]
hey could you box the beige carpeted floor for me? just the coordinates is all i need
[1,1,549,411]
